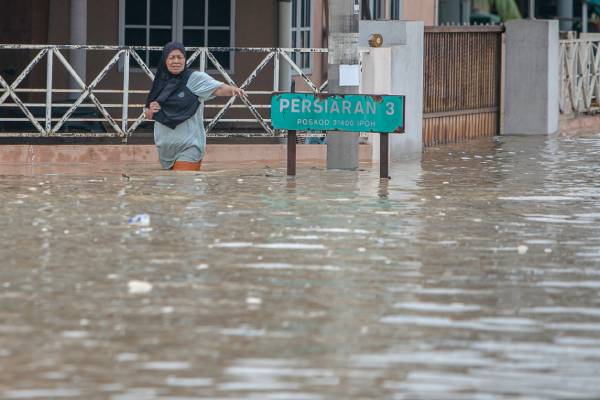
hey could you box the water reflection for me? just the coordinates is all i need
[1,134,600,399]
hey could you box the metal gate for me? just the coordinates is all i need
[423,26,503,147]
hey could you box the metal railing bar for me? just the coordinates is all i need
[52,49,125,136]
[279,51,320,93]
[204,50,274,135]
[204,104,270,108]
[204,51,275,133]
[0,44,333,138]
[45,48,53,132]
[0,103,272,109]
[126,49,157,135]
[0,44,329,52]
[0,74,46,134]
[3,89,287,95]
[0,118,273,122]
[122,50,130,132]
[0,49,48,106]
[559,39,600,114]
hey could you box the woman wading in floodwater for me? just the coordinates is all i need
[144,42,244,171]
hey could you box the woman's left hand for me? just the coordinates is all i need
[231,87,245,97]
[214,84,245,98]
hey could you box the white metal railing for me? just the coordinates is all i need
[559,39,600,114]
[0,44,329,139]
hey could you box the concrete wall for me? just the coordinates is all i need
[403,0,437,25]
[359,20,424,161]
[504,20,559,135]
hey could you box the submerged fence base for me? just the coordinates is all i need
[0,144,373,165]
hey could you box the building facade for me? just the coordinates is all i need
[0,0,437,131]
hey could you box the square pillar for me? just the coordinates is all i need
[504,20,559,135]
[360,20,424,161]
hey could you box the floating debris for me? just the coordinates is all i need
[246,297,262,305]
[517,245,529,255]
[128,280,153,294]
[128,214,150,226]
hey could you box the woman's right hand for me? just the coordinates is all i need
[144,101,161,120]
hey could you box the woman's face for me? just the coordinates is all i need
[165,49,185,75]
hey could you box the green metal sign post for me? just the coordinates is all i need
[271,93,406,179]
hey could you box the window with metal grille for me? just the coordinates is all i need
[120,0,233,71]
[291,0,312,71]
[369,0,401,19]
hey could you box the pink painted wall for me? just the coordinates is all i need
[403,0,437,25]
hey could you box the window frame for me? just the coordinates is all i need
[118,0,236,74]
[291,0,312,74]
[369,0,402,20]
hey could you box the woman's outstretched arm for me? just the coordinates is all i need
[213,83,245,97]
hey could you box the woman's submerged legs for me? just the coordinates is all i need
[172,160,202,171]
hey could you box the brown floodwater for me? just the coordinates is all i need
[1,133,600,399]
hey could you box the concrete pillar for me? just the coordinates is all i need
[504,20,559,135]
[278,0,292,92]
[558,0,573,31]
[327,0,360,170]
[359,20,424,161]
[70,0,87,88]
[529,0,535,19]
[582,1,589,33]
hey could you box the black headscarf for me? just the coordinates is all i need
[145,42,200,129]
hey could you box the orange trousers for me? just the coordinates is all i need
[172,160,202,171]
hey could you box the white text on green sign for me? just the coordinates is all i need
[271,93,405,133]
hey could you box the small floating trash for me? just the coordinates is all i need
[128,280,153,294]
[128,214,150,226]
[517,245,529,255]
[246,297,262,305]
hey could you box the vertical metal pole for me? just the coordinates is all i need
[199,50,206,72]
[529,0,535,19]
[327,0,360,170]
[45,48,53,134]
[287,131,297,176]
[558,0,574,31]
[582,1,589,33]
[287,82,296,176]
[278,0,292,91]
[70,0,87,90]
[380,133,389,179]
[122,50,130,133]
[273,51,280,92]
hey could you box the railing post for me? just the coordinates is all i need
[199,50,206,72]
[122,49,130,134]
[273,50,280,92]
[45,48,53,134]
[287,81,296,177]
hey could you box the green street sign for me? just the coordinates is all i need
[271,93,405,133]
